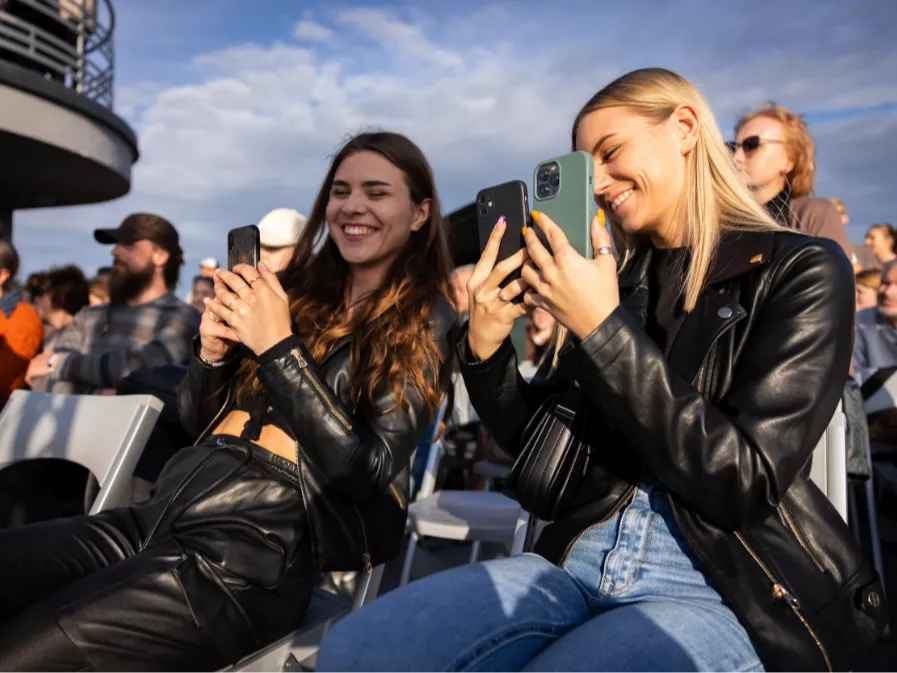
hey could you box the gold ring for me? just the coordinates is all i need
[235,283,248,293]
[249,276,262,284]
[227,297,236,309]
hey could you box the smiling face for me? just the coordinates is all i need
[325,150,430,273]
[575,105,692,246]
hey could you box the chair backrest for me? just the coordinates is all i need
[808,399,848,522]
[0,390,163,513]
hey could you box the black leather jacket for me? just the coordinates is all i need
[178,297,457,572]
[458,230,887,671]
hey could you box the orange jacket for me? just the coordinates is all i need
[0,302,43,407]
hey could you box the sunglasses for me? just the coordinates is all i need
[726,136,784,153]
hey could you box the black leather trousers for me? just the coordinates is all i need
[0,436,316,671]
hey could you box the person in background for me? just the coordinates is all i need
[864,223,897,267]
[830,197,849,226]
[0,240,43,407]
[34,265,90,349]
[853,261,897,384]
[829,198,869,272]
[731,102,855,264]
[25,213,200,395]
[185,258,218,305]
[856,269,881,312]
[88,271,109,306]
[519,306,556,380]
[189,275,215,313]
[257,208,307,272]
[21,271,47,305]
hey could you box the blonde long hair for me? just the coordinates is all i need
[546,68,783,367]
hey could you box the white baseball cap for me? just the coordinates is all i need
[257,208,308,248]
[199,257,218,269]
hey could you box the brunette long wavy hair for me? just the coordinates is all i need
[236,131,454,418]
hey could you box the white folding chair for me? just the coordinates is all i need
[399,436,523,586]
[0,390,163,513]
[227,564,385,672]
[808,400,849,521]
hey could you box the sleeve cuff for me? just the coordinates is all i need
[256,334,302,367]
[454,322,516,372]
[562,305,630,368]
[192,335,240,369]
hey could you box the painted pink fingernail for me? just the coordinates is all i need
[498,215,506,226]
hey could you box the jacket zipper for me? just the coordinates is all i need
[559,484,637,566]
[779,501,826,573]
[353,506,374,573]
[389,482,406,509]
[291,348,353,431]
[734,531,832,672]
[194,387,233,445]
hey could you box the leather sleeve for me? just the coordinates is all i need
[564,238,855,530]
[455,323,559,457]
[256,302,458,502]
[177,336,242,438]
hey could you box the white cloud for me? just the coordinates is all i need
[293,19,334,42]
[334,8,464,70]
[12,0,897,285]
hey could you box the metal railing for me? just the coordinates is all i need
[0,0,115,108]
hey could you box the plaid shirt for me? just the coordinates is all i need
[32,292,201,395]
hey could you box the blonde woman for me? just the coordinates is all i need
[731,102,855,264]
[319,69,886,672]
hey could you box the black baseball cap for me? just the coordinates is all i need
[94,213,181,255]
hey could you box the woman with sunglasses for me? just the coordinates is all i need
[731,103,855,264]
[318,68,885,672]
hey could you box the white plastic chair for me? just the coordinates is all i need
[227,564,385,672]
[0,390,163,513]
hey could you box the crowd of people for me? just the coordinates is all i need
[0,65,892,671]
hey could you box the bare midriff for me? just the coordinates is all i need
[212,410,297,463]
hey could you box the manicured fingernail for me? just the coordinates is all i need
[497,215,506,227]
[597,209,605,226]
[522,226,529,236]
[531,210,541,221]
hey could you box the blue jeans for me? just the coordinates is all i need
[318,478,763,672]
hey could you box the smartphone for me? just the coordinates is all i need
[476,180,529,288]
[227,225,260,270]
[532,150,595,259]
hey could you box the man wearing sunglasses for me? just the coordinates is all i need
[731,103,855,264]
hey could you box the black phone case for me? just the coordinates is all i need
[227,225,260,270]
[476,181,529,288]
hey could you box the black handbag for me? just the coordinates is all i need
[504,384,593,521]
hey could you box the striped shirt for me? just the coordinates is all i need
[32,292,201,395]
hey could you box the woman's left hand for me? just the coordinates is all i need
[521,210,620,340]
[208,261,294,356]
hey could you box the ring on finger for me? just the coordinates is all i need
[249,276,261,284]
[234,283,249,293]
[596,246,613,256]
[497,292,510,303]
[227,297,236,310]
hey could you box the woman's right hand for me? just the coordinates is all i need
[199,290,240,362]
[467,216,532,361]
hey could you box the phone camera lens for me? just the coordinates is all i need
[478,205,489,217]
[549,173,560,187]
[477,194,489,205]
[537,183,550,198]
[538,167,550,182]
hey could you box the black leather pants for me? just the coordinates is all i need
[0,437,316,671]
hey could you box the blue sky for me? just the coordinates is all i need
[13,0,897,291]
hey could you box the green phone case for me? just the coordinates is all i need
[532,150,594,259]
